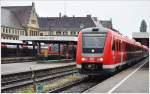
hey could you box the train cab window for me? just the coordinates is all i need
[82,33,106,53]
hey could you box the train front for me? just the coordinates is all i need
[76,27,108,75]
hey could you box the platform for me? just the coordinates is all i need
[1,61,75,75]
[84,57,149,93]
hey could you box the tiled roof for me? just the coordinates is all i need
[1,8,22,28]
[38,16,97,30]
[2,6,32,27]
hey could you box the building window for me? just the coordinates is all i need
[31,20,36,24]
[12,29,14,34]
[56,31,61,35]
[15,29,17,34]
[35,31,36,36]
[18,30,20,35]
[40,33,43,36]
[17,30,19,35]
[37,31,39,36]
[8,28,10,33]
[63,32,68,35]
[22,30,25,35]
[6,28,8,33]
[70,32,76,35]
[36,31,37,36]
[22,31,23,35]
[2,28,5,33]
[30,30,32,36]
[24,31,26,35]
[19,30,21,35]
[22,31,24,35]
[32,31,34,36]
[76,32,79,35]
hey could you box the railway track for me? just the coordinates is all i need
[48,58,148,93]
[2,58,147,93]
[1,64,77,93]
[48,74,112,93]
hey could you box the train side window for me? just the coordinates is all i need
[117,41,119,51]
[122,42,125,52]
[112,40,115,51]
[116,41,118,51]
[115,40,118,51]
[118,41,120,51]
[119,41,120,51]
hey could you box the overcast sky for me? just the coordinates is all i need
[1,0,150,38]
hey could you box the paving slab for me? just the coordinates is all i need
[113,61,149,93]
[85,57,149,93]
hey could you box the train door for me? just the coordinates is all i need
[113,38,118,64]
[116,39,122,64]
[120,40,124,64]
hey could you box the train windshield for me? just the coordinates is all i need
[82,33,106,53]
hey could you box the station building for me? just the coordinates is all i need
[38,14,101,36]
[1,2,113,41]
[1,2,113,58]
[1,3,39,40]
[132,32,149,48]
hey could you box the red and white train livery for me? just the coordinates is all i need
[76,27,148,75]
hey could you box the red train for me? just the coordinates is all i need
[40,44,66,57]
[40,44,76,59]
[76,27,149,75]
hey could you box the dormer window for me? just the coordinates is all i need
[80,24,84,29]
[31,19,36,24]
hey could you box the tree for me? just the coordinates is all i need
[140,20,147,32]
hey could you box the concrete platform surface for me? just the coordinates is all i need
[1,61,75,75]
[85,57,149,93]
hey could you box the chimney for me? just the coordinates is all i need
[32,2,35,7]
[94,17,97,21]
[87,14,91,18]
[59,12,61,17]
[73,15,75,18]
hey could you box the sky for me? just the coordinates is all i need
[1,0,150,38]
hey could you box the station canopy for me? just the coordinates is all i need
[19,36,78,44]
[1,39,22,44]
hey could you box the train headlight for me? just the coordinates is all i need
[98,57,103,62]
[81,57,87,61]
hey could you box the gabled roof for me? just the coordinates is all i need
[1,8,22,28]
[2,6,32,27]
[38,16,97,30]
